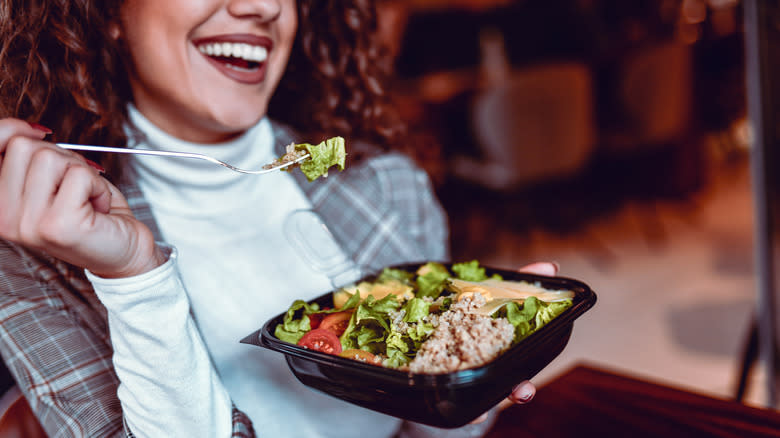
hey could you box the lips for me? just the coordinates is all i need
[193,34,273,85]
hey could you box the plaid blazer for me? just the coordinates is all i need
[0,121,449,437]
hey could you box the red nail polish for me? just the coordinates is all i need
[28,122,52,134]
[85,159,106,173]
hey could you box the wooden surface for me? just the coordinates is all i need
[487,363,780,438]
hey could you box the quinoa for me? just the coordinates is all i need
[407,293,515,374]
[263,142,308,169]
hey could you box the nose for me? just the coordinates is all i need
[227,0,282,22]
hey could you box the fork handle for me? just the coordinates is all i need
[56,143,208,160]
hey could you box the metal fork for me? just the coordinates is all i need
[56,143,311,175]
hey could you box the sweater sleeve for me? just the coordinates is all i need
[86,245,235,438]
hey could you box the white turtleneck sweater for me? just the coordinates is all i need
[86,107,402,438]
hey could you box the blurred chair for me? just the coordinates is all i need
[600,41,694,153]
[451,61,595,191]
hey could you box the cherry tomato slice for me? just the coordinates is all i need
[297,328,342,355]
[320,311,353,336]
[307,307,332,329]
[308,313,325,329]
[339,349,382,365]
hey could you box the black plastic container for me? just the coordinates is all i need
[241,264,597,428]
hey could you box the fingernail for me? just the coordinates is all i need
[85,159,105,173]
[28,122,52,134]
[513,383,535,402]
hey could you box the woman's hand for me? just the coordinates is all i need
[0,118,165,278]
[470,261,559,424]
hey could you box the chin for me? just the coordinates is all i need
[209,105,268,133]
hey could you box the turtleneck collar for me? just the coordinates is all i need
[126,104,276,216]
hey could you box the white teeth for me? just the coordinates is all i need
[252,46,264,61]
[197,42,268,63]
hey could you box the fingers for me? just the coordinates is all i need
[470,380,537,424]
[0,119,50,152]
[0,118,49,167]
[518,261,559,276]
[0,127,107,247]
[45,166,114,245]
[54,165,113,215]
[469,412,490,424]
[17,147,83,246]
[467,263,553,424]
[508,380,536,404]
[0,124,52,197]
[493,380,537,414]
[105,181,132,215]
[0,118,157,277]
[497,397,514,412]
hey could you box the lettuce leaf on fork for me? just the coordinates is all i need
[265,136,346,182]
[298,136,346,181]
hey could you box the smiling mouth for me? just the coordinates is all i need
[197,42,268,71]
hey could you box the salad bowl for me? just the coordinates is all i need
[241,263,597,428]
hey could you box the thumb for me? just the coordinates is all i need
[104,180,130,214]
[89,176,113,214]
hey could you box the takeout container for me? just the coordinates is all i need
[240,263,597,428]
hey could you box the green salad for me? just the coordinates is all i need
[265,136,346,181]
[274,261,574,372]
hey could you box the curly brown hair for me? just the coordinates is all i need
[0,0,414,177]
[270,1,408,155]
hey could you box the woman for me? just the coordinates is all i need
[0,1,544,436]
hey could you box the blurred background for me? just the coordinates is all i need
[376,0,768,407]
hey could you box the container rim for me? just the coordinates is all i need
[245,263,597,385]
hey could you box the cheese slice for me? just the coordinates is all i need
[334,280,414,308]
[449,278,574,315]
[468,297,519,316]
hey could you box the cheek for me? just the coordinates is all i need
[131,49,196,116]
[277,1,298,58]
[120,4,201,90]
[136,44,187,83]
[195,82,274,129]
[266,11,297,88]
[123,23,198,102]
